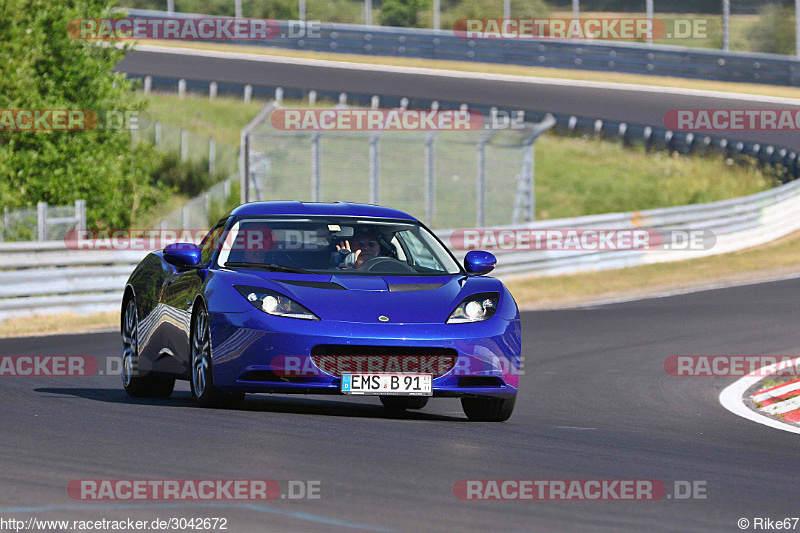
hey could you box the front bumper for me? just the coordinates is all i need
[208,308,521,399]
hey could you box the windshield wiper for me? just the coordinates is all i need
[224,262,316,275]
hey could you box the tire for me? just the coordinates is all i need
[121,298,175,398]
[461,396,516,422]
[190,304,245,409]
[380,396,429,410]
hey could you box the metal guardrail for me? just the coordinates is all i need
[3,178,800,320]
[124,9,800,87]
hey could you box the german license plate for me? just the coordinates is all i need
[341,373,432,396]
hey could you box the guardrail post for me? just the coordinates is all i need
[339,92,347,106]
[144,76,152,94]
[178,79,186,99]
[425,132,435,224]
[311,133,321,201]
[244,84,253,103]
[572,0,579,19]
[182,203,189,230]
[433,0,440,30]
[75,200,86,232]
[37,202,48,242]
[645,0,654,45]
[209,82,218,100]
[235,0,242,18]
[299,0,306,21]
[275,87,284,105]
[371,95,380,109]
[308,90,317,106]
[167,0,174,14]
[369,133,380,204]
[365,0,372,25]
[154,121,161,147]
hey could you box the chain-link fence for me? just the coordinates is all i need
[243,110,551,230]
[0,201,86,242]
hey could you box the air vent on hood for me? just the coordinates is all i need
[276,280,347,290]
[387,283,447,292]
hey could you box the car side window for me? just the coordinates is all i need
[200,221,226,265]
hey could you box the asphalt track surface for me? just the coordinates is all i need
[116,48,800,148]
[2,278,800,532]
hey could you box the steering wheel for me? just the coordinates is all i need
[357,256,417,274]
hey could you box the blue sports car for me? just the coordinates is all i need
[121,202,521,421]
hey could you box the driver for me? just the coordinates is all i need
[335,226,382,269]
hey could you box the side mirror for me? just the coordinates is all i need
[464,250,496,275]
[164,243,201,268]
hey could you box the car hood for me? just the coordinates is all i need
[235,271,501,324]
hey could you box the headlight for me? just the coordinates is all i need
[235,286,319,320]
[447,293,499,324]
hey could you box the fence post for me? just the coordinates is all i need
[339,92,347,106]
[208,138,216,176]
[244,84,253,103]
[144,76,152,94]
[1,206,7,242]
[275,87,284,105]
[224,179,231,200]
[299,0,306,21]
[154,121,162,147]
[572,0,579,19]
[371,95,380,109]
[182,203,189,230]
[369,134,380,204]
[235,0,242,17]
[209,82,218,100]
[75,200,86,231]
[167,0,174,14]
[311,133,321,201]
[424,132,435,224]
[37,202,48,242]
[722,0,730,52]
[178,78,186,99]
[504,0,510,19]
[181,129,188,162]
[240,132,250,203]
[433,0,440,30]
[477,139,487,228]
[308,90,317,106]
[365,0,372,25]
[646,0,654,45]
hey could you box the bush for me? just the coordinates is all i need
[380,0,428,27]
[746,4,795,55]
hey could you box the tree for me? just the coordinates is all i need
[0,0,165,229]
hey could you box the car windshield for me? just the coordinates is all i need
[214,216,462,276]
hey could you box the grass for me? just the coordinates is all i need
[137,38,800,101]
[0,312,118,339]
[504,229,800,309]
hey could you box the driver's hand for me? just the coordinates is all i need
[336,240,361,268]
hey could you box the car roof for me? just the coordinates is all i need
[229,201,418,221]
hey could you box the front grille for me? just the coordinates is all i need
[310,345,457,377]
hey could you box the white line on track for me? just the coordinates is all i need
[719,355,800,434]
[131,44,800,107]
[752,380,800,403]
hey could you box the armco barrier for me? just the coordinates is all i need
[123,9,800,87]
[3,178,800,320]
